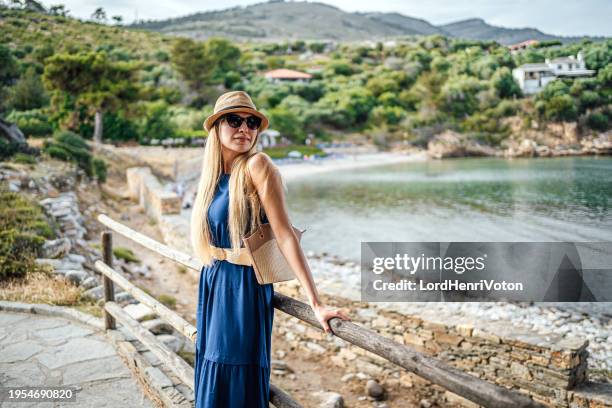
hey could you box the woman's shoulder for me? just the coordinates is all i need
[246,152,276,176]
[246,152,283,189]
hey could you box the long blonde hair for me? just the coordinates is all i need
[190,123,266,266]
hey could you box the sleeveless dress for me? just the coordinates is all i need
[194,172,274,408]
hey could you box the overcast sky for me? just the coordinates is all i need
[40,0,611,37]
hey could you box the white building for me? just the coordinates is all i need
[512,63,557,95]
[547,52,595,77]
[512,51,596,94]
[258,129,280,148]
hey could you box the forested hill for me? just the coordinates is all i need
[129,0,606,44]
[1,5,611,155]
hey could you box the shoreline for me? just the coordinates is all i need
[276,151,429,182]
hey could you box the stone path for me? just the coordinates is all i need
[0,311,155,407]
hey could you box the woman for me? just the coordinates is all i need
[190,91,351,407]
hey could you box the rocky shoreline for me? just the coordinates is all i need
[426,129,612,159]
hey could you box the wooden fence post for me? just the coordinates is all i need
[102,231,116,330]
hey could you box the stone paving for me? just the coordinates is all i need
[0,311,155,407]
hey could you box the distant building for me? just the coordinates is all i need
[512,63,557,94]
[259,129,280,148]
[508,39,539,53]
[512,51,596,94]
[547,52,595,77]
[263,69,313,83]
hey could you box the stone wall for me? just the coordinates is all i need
[126,167,181,220]
[274,281,611,408]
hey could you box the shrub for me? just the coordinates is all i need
[263,145,326,159]
[102,112,139,142]
[92,157,107,183]
[113,247,140,263]
[491,67,521,99]
[493,100,519,118]
[266,106,306,144]
[369,106,407,127]
[6,67,48,111]
[0,229,45,279]
[170,106,205,131]
[158,294,177,309]
[0,139,20,160]
[314,87,376,127]
[139,101,176,142]
[462,112,510,144]
[0,189,54,280]
[327,60,354,76]
[42,130,93,176]
[6,109,53,137]
[585,111,609,132]
[544,95,578,122]
[12,152,37,164]
[440,76,485,118]
[579,91,600,111]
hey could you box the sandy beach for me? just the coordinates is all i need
[276,151,428,182]
[99,144,427,183]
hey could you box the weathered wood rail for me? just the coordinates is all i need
[96,213,544,408]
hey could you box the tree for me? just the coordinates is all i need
[43,52,140,143]
[314,87,376,127]
[8,0,46,12]
[0,45,18,86]
[7,67,48,111]
[544,95,578,122]
[48,4,68,16]
[139,101,176,141]
[0,45,19,112]
[25,0,45,11]
[583,40,612,71]
[91,7,106,22]
[369,105,406,127]
[171,38,212,93]
[366,74,399,97]
[439,76,485,118]
[205,37,241,81]
[267,106,305,144]
[111,15,123,25]
[598,64,612,88]
[491,67,521,99]
[327,60,354,76]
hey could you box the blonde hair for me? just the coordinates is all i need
[190,122,268,266]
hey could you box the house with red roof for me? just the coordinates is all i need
[263,69,313,83]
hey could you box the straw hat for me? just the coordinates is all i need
[204,91,269,132]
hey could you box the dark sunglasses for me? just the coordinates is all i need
[222,113,262,131]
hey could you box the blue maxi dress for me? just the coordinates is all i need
[194,173,274,408]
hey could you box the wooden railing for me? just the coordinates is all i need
[96,214,544,408]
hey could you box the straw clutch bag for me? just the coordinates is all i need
[243,223,306,285]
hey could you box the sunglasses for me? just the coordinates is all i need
[222,113,262,131]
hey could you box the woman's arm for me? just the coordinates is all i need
[247,152,350,333]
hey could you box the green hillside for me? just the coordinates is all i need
[1,8,170,57]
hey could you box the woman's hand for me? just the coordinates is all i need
[312,303,351,334]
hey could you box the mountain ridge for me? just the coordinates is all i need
[129,1,607,44]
